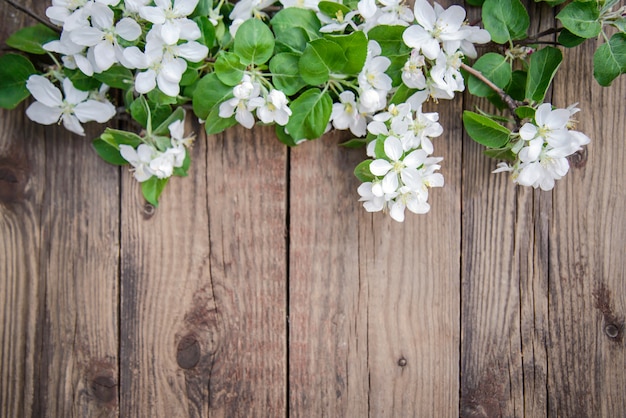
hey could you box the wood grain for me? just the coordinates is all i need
[460,3,553,417]
[548,32,626,417]
[120,122,287,417]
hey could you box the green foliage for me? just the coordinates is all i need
[367,25,411,86]
[233,19,275,65]
[93,65,134,90]
[214,51,246,86]
[142,177,169,207]
[0,54,37,109]
[6,24,59,55]
[325,31,368,75]
[92,139,128,165]
[482,0,529,44]
[593,33,626,86]
[462,111,512,148]
[557,2,601,39]
[525,46,562,102]
[354,159,375,182]
[192,73,233,120]
[270,53,307,95]
[299,39,347,85]
[468,53,512,97]
[285,88,332,140]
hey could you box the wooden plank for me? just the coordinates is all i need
[548,35,626,416]
[120,122,287,417]
[289,53,461,418]
[0,5,45,417]
[288,133,368,417]
[460,3,553,417]
[2,2,120,416]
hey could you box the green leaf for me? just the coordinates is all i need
[556,2,601,39]
[318,1,352,18]
[274,27,309,53]
[204,105,238,135]
[286,88,332,140]
[0,54,37,109]
[325,31,368,75]
[130,97,172,130]
[191,0,212,17]
[299,38,347,85]
[270,53,307,95]
[275,125,299,146]
[141,177,169,207]
[466,0,485,5]
[467,53,512,97]
[557,29,587,48]
[525,46,562,102]
[214,51,246,86]
[389,84,416,105]
[354,159,375,182]
[612,18,626,33]
[194,16,216,49]
[6,24,59,55]
[367,25,411,86]
[234,19,275,65]
[535,0,567,6]
[173,151,191,177]
[154,107,186,135]
[93,65,134,89]
[99,128,143,148]
[92,139,128,165]
[462,111,512,148]
[64,68,101,91]
[192,73,233,120]
[271,8,321,43]
[484,147,517,162]
[340,137,368,148]
[482,0,529,44]
[506,70,527,101]
[593,33,626,86]
[515,105,535,120]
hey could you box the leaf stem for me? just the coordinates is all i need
[2,0,60,32]
[461,62,521,126]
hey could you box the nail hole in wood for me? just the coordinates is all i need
[569,147,587,168]
[397,357,407,367]
[91,375,117,403]
[177,335,201,369]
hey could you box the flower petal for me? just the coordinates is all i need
[25,102,62,125]
[26,75,62,107]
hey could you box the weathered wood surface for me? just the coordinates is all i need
[1,1,625,417]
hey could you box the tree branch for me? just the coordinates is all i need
[2,0,60,32]
[461,62,521,127]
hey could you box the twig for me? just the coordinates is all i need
[461,62,521,127]
[2,0,60,32]
[526,27,563,42]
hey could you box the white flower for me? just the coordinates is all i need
[519,103,571,161]
[119,143,157,182]
[319,9,359,33]
[249,90,292,126]
[280,0,320,11]
[402,49,427,89]
[331,91,367,137]
[357,182,386,212]
[169,118,195,148]
[402,0,467,60]
[358,41,392,92]
[44,31,94,76]
[25,75,116,136]
[140,0,201,44]
[230,0,277,21]
[428,51,465,98]
[218,76,261,129]
[402,106,443,153]
[70,3,142,72]
[370,136,428,195]
[389,186,431,221]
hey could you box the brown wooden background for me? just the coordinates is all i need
[1,1,625,417]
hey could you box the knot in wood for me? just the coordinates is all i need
[91,375,117,403]
[177,334,201,369]
[142,202,156,218]
[605,323,620,339]
[569,147,588,168]
[0,166,24,203]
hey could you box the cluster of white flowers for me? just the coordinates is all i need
[493,103,591,191]
[119,118,193,182]
[358,103,444,222]
[218,75,292,129]
[401,0,490,105]
[44,0,208,97]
